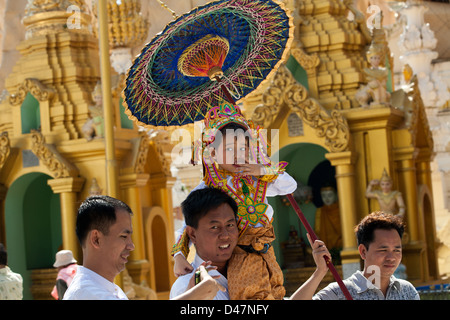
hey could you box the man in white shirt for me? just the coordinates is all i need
[0,243,23,300]
[170,187,239,300]
[63,265,128,300]
[64,195,134,300]
[64,195,221,300]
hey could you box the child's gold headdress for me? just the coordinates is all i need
[202,100,252,144]
[192,100,272,166]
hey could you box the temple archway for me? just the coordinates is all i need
[143,206,171,299]
[4,172,61,299]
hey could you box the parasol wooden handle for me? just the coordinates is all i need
[286,194,353,300]
[215,76,237,105]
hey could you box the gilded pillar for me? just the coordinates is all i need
[148,173,177,287]
[416,149,439,279]
[416,149,434,191]
[149,174,176,228]
[119,173,151,283]
[395,146,420,241]
[394,146,427,281]
[47,177,85,262]
[0,132,10,244]
[325,151,359,277]
[97,0,119,198]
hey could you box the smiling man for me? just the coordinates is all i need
[313,211,419,300]
[63,195,135,300]
[170,187,239,300]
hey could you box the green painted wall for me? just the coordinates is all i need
[5,173,61,300]
[21,93,40,134]
[286,54,308,90]
[119,97,134,129]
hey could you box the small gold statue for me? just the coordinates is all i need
[356,43,391,108]
[366,169,405,218]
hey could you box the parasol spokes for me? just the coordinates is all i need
[178,34,239,105]
[178,35,230,80]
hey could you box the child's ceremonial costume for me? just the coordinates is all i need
[171,101,297,300]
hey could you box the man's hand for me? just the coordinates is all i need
[173,253,194,277]
[307,233,331,275]
[176,261,226,300]
[238,164,266,176]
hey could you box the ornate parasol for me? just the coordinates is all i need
[123,0,294,127]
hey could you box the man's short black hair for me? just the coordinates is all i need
[76,195,133,246]
[181,187,237,228]
[354,211,405,249]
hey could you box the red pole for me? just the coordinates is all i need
[286,194,353,300]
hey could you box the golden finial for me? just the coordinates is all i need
[89,178,103,196]
[380,168,392,183]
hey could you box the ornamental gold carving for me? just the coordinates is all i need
[135,132,150,174]
[25,0,87,17]
[89,177,103,196]
[9,79,55,106]
[291,99,350,152]
[0,132,11,170]
[252,64,308,128]
[251,64,350,152]
[405,75,434,152]
[30,130,78,178]
[23,0,91,38]
[290,46,320,75]
[92,0,149,49]
[148,130,172,177]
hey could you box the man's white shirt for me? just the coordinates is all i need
[63,266,128,300]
